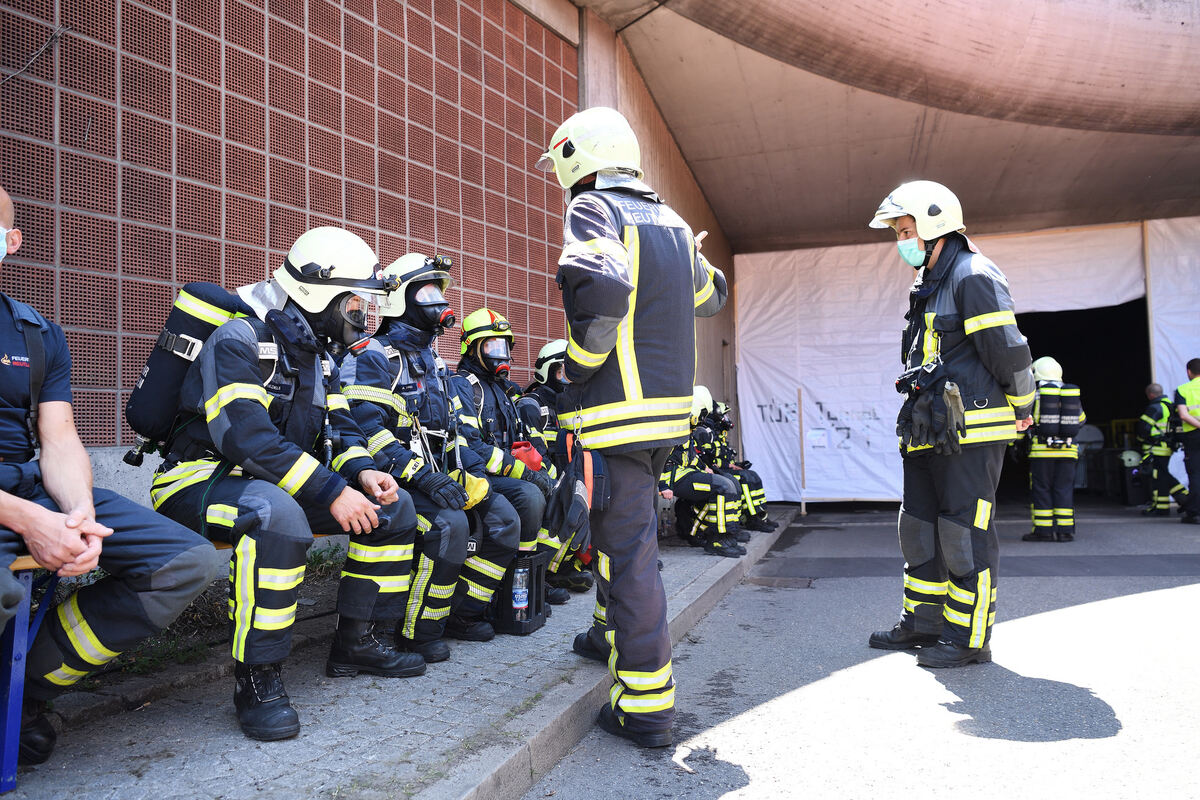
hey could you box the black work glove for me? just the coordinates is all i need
[522,466,553,499]
[910,392,935,447]
[897,395,915,449]
[413,467,469,509]
[936,381,966,455]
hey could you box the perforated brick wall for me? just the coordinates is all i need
[1,0,576,445]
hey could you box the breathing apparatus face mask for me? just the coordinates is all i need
[313,291,375,353]
[479,337,512,377]
[403,281,455,332]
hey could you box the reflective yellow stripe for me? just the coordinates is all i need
[58,595,119,666]
[326,393,350,411]
[399,457,424,481]
[278,452,320,496]
[204,382,270,422]
[970,570,992,648]
[561,236,629,262]
[946,582,975,604]
[921,312,937,364]
[616,224,642,400]
[403,553,435,640]
[463,577,492,602]
[205,503,239,527]
[486,449,505,473]
[1007,390,1036,407]
[973,499,993,530]
[253,603,297,631]
[566,396,692,426]
[963,310,1016,335]
[258,565,304,590]
[44,662,89,687]
[616,686,675,713]
[422,605,449,620]
[596,550,612,582]
[428,581,456,600]
[341,572,411,592]
[177,288,243,326]
[567,333,609,368]
[577,419,691,450]
[694,255,716,307]
[343,384,404,413]
[903,575,947,595]
[617,663,672,689]
[347,541,414,563]
[464,555,506,582]
[964,407,1016,423]
[150,459,224,508]
[232,536,256,661]
[368,429,397,455]
[943,606,971,627]
[332,446,372,471]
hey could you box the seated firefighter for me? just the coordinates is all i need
[703,401,778,533]
[659,386,746,558]
[447,308,565,633]
[525,338,594,593]
[150,227,426,742]
[339,253,519,658]
[0,185,216,765]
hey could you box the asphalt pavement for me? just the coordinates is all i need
[524,498,1200,800]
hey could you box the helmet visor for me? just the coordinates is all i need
[480,337,511,361]
[413,282,447,306]
[535,151,555,172]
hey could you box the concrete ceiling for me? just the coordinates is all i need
[577,1,1200,252]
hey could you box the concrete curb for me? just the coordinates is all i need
[441,510,795,800]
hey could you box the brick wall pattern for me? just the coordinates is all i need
[1,0,576,445]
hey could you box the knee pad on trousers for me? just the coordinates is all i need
[143,542,220,628]
[237,484,313,543]
[898,510,936,566]
[428,508,470,562]
[711,473,741,500]
[938,517,974,577]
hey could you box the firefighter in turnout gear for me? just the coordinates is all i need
[537,106,728,746]
[1137,382,1189,516]
[526,338,595,592]
[699,401,777,533]
[338,252,492,662]
[1173,358,1200,524]
[0,185,217,765]
[447,308,552,636]
[660,387,745,558]
[1022,357,1087,542]
[151,228,427,741]
[866,180,1035,668]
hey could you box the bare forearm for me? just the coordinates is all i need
[39,436,95,516]
[0,490,46,538]
[1178,406,1200,429]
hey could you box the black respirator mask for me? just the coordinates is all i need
[401,281,455,333]
[311,292,372,355]
[479,337,512,378]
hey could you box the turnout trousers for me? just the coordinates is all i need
[450,481,520,619]
[155,472,417,665]
[719,467,766,518]
[1182,442,1200,515]
[671,471,740,538]
[1148,454,1188,512]
[399,492,468,645]
[0,463,215,701]
[1029,456,1077,534]
[898,444,1004,649]
[589,448,675,735]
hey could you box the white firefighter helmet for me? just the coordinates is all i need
[691,384,714,423]
[376,252,454,319]
[534,339,567,384]
[1032,356,1064,382]
[273,227,384,314]
[536,107,642,189]
[869,180,965,241]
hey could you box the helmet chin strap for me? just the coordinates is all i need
[920,240,935,269]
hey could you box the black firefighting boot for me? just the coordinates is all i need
[743,514,775,533]
[444,613,495,641]
[233,662,301,741]
[916,640,992,668]
[597,704,672,748]
[572,630,610,663]
[18,699,56,765]
[703,534,744,558]
[547,559,594,592]
[326,617,426,678]
[868,623,940,651]
[729,523,751,543]
[395,630,452,664]
[545,584,571,605]
[1022,529,1056,542]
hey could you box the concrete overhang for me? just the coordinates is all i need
[577,1,1200,251]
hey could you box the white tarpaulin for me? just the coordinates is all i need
[735,220,1175,503]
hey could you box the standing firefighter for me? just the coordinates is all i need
[1173,359,1200,525]
[1022,356,1086,542]
[536,106,728,746]
[866,181,1035,668]
[151,228,426,741]
[1137,382,1188,516]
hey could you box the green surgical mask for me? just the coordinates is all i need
[897,237,926,268]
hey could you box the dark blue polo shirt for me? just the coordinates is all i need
[0,293,72,460]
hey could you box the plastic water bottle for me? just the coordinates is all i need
[512,566,529,622]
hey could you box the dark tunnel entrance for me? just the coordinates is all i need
[996,297,1151,501]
